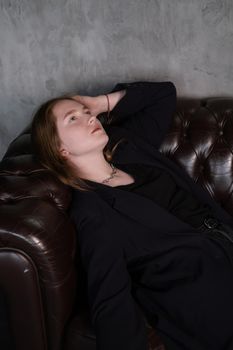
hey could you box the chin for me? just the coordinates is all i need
[101,132,109,142]
[100,135,109,149]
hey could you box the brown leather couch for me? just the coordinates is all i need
[1,96,233,350]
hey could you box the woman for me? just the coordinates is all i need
[31,81,233,350]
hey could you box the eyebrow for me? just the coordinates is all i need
[63,109,79,120]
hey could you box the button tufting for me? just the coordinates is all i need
[219,130,223,135]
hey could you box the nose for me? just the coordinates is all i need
[89,115,97,123]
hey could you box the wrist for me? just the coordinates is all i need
[105,90,126,112]
[96,95,109,115]
[95,90,126,117]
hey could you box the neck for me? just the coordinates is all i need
[68,152,116,183]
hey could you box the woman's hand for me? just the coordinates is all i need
[71,95,107,117]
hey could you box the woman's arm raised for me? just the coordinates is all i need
[72,90,126,117]
[107,81,177,149]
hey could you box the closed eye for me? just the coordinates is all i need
[69,115,78,121]
[83,107,91,114]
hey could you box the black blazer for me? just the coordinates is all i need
[70,81,233,350]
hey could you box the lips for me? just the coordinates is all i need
[91,126,101,133]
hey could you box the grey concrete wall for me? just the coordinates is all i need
[0,0,233,159]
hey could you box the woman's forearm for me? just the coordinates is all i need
[107,90,126,112]
[98,90,126,114]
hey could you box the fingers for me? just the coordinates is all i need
[72,95,82,102]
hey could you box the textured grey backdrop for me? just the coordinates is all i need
[0,0,233,158]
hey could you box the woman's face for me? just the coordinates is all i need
[52,99,109,158]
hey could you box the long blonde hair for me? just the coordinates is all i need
[31,96,127,192]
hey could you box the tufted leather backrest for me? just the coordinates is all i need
[160,97,233,217]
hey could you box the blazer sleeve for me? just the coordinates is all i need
[105,81,177,149]
[70,204,149,350]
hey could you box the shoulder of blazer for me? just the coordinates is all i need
[69,187,112,225]
[71,188,101,209]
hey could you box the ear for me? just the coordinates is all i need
[60,148,69,157]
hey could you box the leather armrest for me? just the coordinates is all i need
[0,197,78,350]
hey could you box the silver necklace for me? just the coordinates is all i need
[102,163,118,184]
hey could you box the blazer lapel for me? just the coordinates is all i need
[89,179,199,236]
[112,189,199,235]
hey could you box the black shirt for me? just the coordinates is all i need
[114,162,214,228]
